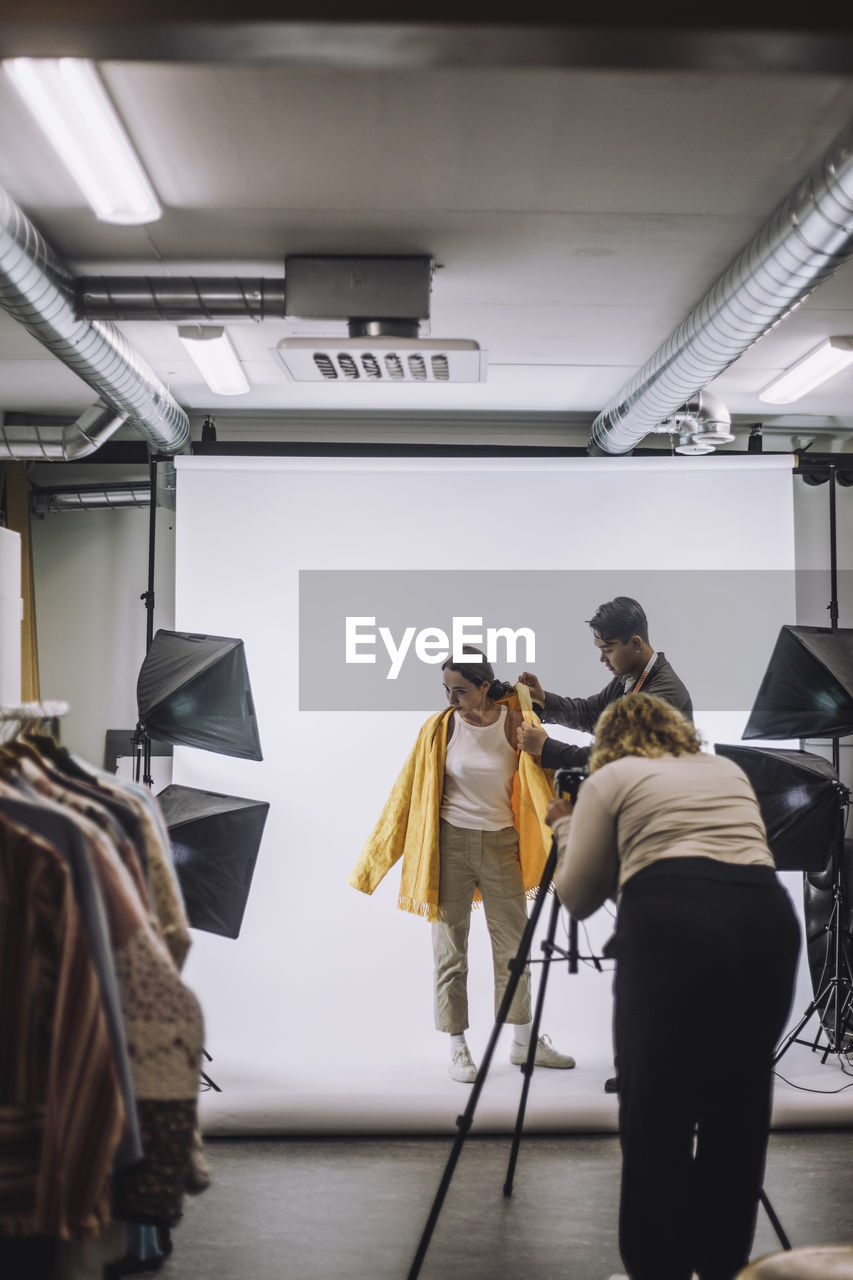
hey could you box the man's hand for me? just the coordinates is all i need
[517,671,545,704]
[517,723,548,755]
[546,797,574,825]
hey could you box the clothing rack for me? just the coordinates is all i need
[0,707,209,1278]
[0,700,69,740]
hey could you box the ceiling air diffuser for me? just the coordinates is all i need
[274,335,485,383]
[276,254,487,384]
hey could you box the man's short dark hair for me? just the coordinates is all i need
[586,597,649,644]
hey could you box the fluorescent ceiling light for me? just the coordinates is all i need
[178,325,250,396]
[3,57,161,225]
[758,336,853,405]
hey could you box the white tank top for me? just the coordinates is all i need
[440,704,518,831]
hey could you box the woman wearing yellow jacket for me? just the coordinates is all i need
[349,648,575,1083]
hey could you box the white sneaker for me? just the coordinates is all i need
[450,1043,478,1083]
[510,1033,576,1069]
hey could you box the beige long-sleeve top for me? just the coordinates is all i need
[551,752,775,920]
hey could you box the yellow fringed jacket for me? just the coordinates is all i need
[348,686,555,921]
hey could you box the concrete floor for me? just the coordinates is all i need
[162,1130,853,1280]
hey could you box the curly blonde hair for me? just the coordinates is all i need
[588,692,702,773]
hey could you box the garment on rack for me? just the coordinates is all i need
[0,792,143,1171]
[0,725,207,1257]
[15,738,192,969]
[8,757,205,1225]
[0,814,125,1240]
[72,765,192,971]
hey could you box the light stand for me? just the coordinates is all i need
[128,453,268,1096]
[713,742,851,1061]
[132,456,160,787]
[741,461,853,1063]
[774,806,852,1063]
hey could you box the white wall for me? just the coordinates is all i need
[31,477,175,765]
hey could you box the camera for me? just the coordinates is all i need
[554,765,587,804]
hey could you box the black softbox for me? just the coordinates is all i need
[713,743,843,872]
[158,784,270,939]
[742,626,853,741]
[137,629,263,760]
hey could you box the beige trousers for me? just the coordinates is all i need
[431,819,532,1033]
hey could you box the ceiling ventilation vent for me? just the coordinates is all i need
[277,254,487,385]
[274,337,485,384]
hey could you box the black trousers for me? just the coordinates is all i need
[612,858,800,1280]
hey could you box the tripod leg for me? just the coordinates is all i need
[759,1189,792,1251]
[503,891,562,1197]
[776,951,853,1063]
[200,1048,222,1093]
[406,842,558,1280]
[773,998,819,1064]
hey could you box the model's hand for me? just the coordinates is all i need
[517,723,548,754]
[517,671,545,704]
[546,797,573,825]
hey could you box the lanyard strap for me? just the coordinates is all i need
[630,651,657,694]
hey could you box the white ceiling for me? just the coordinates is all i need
[2,32,853,444]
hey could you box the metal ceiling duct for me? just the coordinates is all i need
[0,402,126,461]
[589,117,853,456]
[30,482,151,514]
[0,185,190,456]
[77,276,287,321]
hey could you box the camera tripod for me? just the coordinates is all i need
[405,838,792,1280]
[406,836,596,1280]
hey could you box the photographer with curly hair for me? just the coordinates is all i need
[546,693,800,1280]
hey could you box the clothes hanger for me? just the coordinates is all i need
[0,702,70,774]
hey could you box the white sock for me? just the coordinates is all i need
[449,1033,467,1052]
[513,1022,532,1047]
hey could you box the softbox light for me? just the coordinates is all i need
[713,743,843,872]
[137,629,263,760]
[742,625,853,740]
[158,784,270,939]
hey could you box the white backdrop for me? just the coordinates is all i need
[171,454,805,1122]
